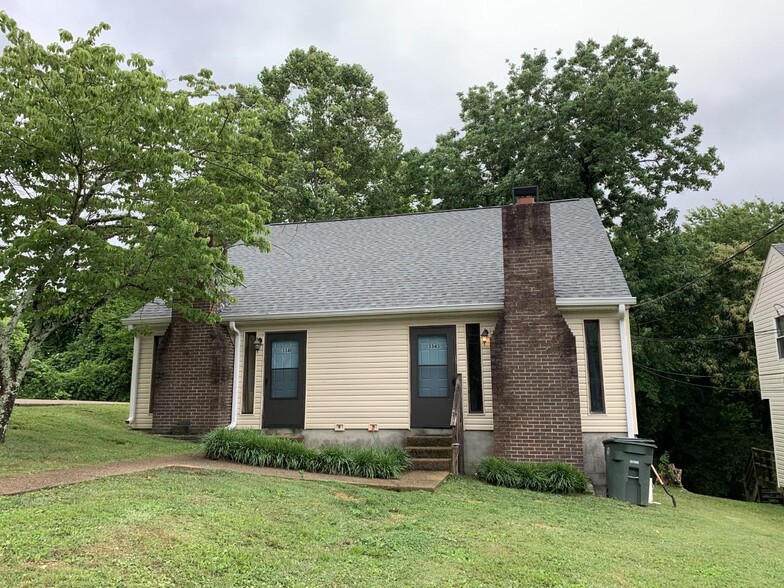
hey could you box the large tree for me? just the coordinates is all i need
[0,14,273,441]
[631,199,782,498]
[236,47,407,222]
[418,36,723,231]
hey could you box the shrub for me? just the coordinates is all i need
[203,428,411,479]
[476,457,588,494]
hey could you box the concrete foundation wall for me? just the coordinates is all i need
[264,428,494,474]
[582,432,614,491]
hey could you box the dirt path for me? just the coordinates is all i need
[0,455,449,495]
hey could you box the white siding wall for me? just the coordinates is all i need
[237,313,499,431]
[562,308,632,434]
[751,249,784,483]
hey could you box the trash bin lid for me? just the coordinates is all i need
[602,437,657,448]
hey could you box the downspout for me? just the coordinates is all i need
[228,321,241,429]
[126,332,140,425]
[618,304,635,438]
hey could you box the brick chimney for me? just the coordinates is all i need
[490,195,584,468]
[151,300,234,435]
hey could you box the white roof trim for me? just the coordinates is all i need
[749,246,782,320]
[555,296,637,308]
[122,297,643,326]
[121,302,505,326]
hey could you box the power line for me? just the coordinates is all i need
[632,218,784,310]
[635,364,761,393]
[632,261,784,329]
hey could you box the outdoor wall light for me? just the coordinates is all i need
[481,328,491,348]
[253,337,263,352]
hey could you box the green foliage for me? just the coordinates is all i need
[415,36,722,233]
[236,47,407,222]
[476,457,588,494]
[631,199,783,498]
[0,13,273,438]
[202,428,411,479]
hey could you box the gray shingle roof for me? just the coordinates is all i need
[125,199,631,324]
[772,244,784,257]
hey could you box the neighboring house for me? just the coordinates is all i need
[122,196,638,486]
[749,244,784,490]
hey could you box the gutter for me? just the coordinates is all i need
[227,321,241,429]
[556,296,637,308]
[121,302,505,326]
[122,298,638,327]
[126,333,140,425]
[618,304,635,437]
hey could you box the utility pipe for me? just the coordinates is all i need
[228,321,241,429]
[618,304,635,437]
[126,333,140,425]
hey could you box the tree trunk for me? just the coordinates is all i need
[0,380,18,444]
[0,330,42,444]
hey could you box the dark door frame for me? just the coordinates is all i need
[410,325,457,428]
[262,331,307,429]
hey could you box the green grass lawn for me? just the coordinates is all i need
[1,472,783,587]
[0,405,195,477]
[1,406,783,587]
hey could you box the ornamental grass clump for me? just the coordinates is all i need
[203,428,411,479]
[476,457,588,494]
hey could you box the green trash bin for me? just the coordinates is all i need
[603,438,657,506]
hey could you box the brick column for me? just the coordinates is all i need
[490,202,584,468]
[152,301,234,435]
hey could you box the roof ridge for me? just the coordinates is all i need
[267,197,591,228]
[267,205,502,227]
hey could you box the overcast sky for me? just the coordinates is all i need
[5,0,783,216]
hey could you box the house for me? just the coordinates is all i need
[749,244,784,492]
[122,195,639,487]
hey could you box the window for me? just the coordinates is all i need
[417,335,449,397]
[584,320,605,413]
[242,332,257,414]
[777,317,784,359]
[270,339,300,398]
[466,324,484,413]
[149,335,161,413]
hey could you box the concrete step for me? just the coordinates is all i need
[406,446,452,459]
[406,435,452,448]
[410,457,451,471]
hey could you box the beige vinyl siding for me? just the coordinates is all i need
[130,308,633,435]
[770,397,784,486]
[751,249,784,483]
[562,308,630,434]
[131,335,155,429]
[751,250,784,402]
[238,312,499,431]
[236,333,263,428]
[458,322,494,430]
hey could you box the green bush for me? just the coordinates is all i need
[203,428,411,479]
[476,457,588,494]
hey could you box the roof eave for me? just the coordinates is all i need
[555,296,636,308]
[121,302,506,327]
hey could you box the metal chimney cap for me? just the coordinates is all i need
[512,186,539,199]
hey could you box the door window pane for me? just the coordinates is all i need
[271,340,299,399]
[418,335,448,397]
